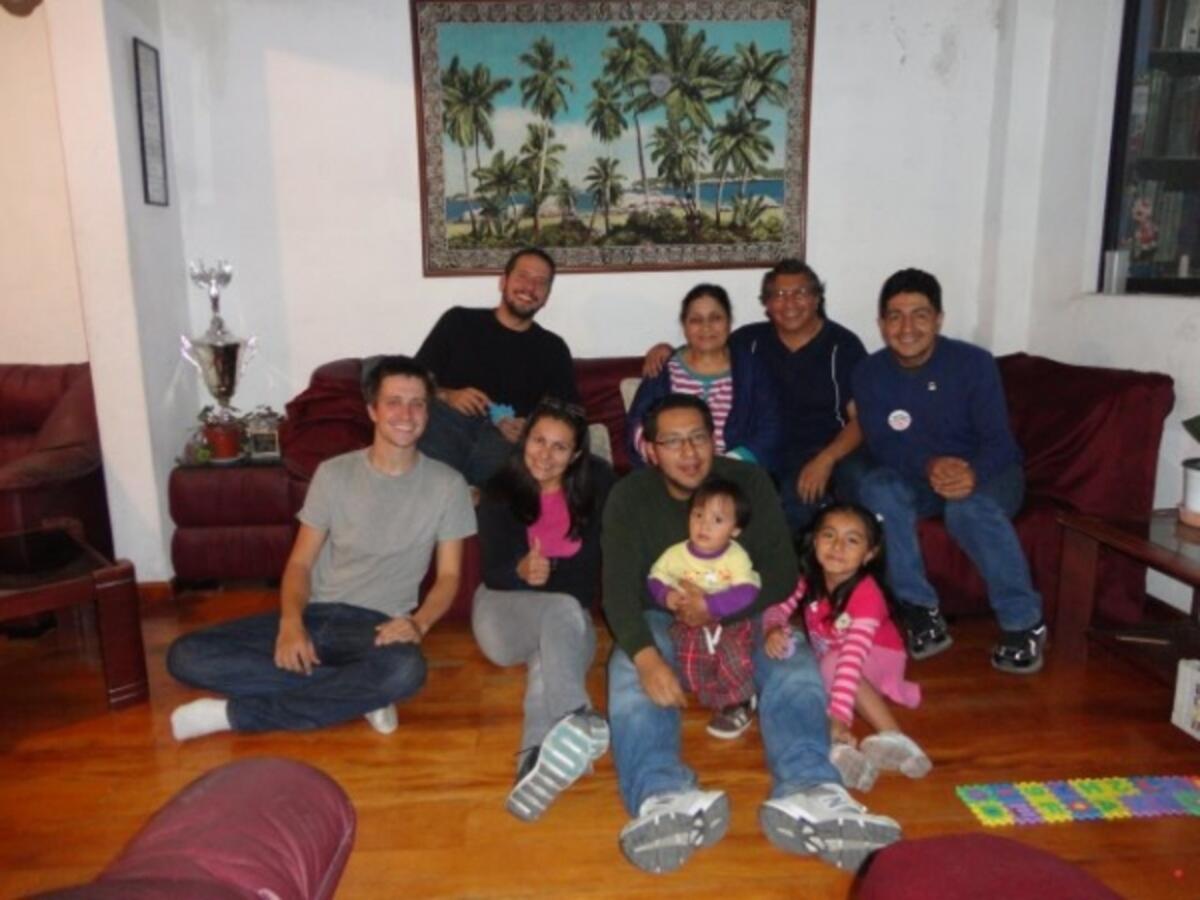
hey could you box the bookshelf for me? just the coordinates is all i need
[1102,0,1200,295]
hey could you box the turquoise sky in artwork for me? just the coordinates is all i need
[437,19,792,196]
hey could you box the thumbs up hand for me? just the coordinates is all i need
[518,537,551,586]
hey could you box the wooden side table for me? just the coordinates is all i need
[0,526,147,708]
[1057,509,1200,676]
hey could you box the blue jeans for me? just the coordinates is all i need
[418,400,514,486]
[781,446,874,535]
[856,463,1042,631]
[166,602,426,732]
[607,610,840,816]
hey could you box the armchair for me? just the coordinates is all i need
[0,363,111,556]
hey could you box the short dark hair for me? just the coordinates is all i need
[362,355,435,406]
[689,475,751,529]
[642,393,714,443]
[679,283,732,325]
[761,258,826,317]
[878,268,942,318]
[504,247,557,281]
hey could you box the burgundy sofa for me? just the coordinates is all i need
[0,363,111,556]
[34,757,355,900]
[170,353,1173,631]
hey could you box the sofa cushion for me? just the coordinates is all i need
[1001,353,1174,521]
[574,356,642,474]
[279,359,372,482]
[34,366,100,453]
[0,363,80,433]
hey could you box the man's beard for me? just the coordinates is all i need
[503,294,540,320]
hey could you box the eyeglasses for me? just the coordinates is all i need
[765,286,820,302]
[653,431,713,452]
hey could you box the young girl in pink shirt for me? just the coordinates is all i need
[763,503,931,791]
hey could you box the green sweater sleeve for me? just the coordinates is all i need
[601,474,657,659]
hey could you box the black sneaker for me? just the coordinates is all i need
[900,604,953,660]
[991,621,1047,674]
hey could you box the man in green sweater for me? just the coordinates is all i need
[602,394,901,874]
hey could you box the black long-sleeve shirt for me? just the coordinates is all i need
[415,307,578,416]
[476,464,613,608]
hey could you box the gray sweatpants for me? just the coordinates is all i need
[471,585,597,764]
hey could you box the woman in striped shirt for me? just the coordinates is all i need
[626,284,780,472]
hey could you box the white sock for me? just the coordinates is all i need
[171,698,232,741]
[365,705,398,735]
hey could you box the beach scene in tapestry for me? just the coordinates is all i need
[433,17,796,252]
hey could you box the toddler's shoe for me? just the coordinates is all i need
[706,699,755,740]
[830,742,879,791]
[861,731,932,778]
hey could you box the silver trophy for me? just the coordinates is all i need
[181,259,256,421]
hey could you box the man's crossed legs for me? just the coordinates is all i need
[167,602,426,738]
[608,611,900,874]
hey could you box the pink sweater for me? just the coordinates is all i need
[763,576,904,725]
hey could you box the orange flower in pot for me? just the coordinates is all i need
[198,406,244,463]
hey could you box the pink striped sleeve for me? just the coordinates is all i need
[827,615,881,725]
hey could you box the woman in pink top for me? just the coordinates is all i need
[763,503,931,791]
[472,399,613,823]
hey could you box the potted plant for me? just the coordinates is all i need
[197,405,244,463]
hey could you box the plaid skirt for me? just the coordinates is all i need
[669,618,756,710]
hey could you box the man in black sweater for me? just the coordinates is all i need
[602,394,901,875]
[415,247,578,486]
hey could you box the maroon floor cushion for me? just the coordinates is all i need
[34,757,355,900]
[853,833,1121,899]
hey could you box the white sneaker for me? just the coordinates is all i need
[619,789,729,874]
[861,731,932,778]
[506,710,610,822]
[831,742,879,792]
[759,783,901,871]
[364,705,398,735]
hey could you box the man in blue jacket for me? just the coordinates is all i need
[853,268,1046,673]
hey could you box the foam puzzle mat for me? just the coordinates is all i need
[956,776,1200,826]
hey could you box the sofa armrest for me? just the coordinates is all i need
[0,445,100,490]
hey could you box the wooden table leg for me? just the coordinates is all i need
[1056,528,1099,662]
[92,560,149,708]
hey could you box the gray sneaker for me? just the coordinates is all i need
[505,710,610,822]
[830,742,879,792]
[860,731,932,778]
[759,783,901,871]
[618,789,729,874]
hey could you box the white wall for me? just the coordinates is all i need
[1025,0,1198,611]
[158,0,1010,409]
[31,0,1188,584]
[0,6,88,363]
[42,0,196,580]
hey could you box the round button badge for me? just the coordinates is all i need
[887,409,912,431]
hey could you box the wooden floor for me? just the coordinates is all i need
[1,587,1198,899]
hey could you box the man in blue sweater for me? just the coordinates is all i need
[852,269,1046,673]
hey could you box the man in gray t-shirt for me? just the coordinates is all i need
[167,356,476,740]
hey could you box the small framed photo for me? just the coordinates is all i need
[245,407,284,460]
[133,37,168,207]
